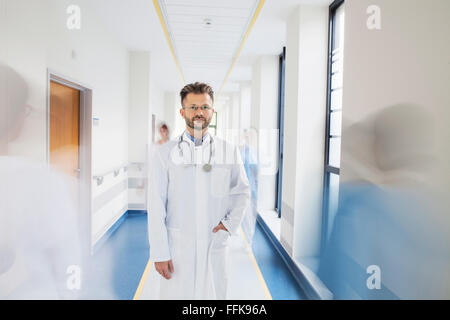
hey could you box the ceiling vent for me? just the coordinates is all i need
[203,18,212,29]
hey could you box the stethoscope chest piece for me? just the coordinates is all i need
[177,132,215,172]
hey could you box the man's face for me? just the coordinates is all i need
[180,93,214,131]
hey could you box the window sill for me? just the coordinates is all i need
[293,257,334,300]
[257,209,333,300]
[258,210,280,240]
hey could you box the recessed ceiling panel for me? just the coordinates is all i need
[159,0,259,92]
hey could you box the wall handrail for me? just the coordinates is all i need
[93,163,129,185]
[129,162,147,172]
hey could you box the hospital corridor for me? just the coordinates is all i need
[1,0,450,303]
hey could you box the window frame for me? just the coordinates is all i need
[275,47,286,218]
[209,111,218,135]
[321,0,344,252]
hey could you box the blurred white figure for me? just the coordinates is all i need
[0,64,82,299]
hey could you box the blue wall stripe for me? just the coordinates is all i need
[93,210,146,254]
[128,210,147,215]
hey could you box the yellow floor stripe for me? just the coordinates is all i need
[239,227,273,300]
[133,259,152,300]
[133,229,272,300]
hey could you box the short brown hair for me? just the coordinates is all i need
[180,82,214,106]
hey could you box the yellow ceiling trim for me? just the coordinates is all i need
[153,0,186,85]
[218,0,266,96]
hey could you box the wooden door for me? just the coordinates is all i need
[49,80,80,178]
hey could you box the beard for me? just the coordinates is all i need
[184,114,212,130]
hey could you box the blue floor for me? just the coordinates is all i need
[81,212,149,299]
[252,222,306,300]
[83,212,305,299]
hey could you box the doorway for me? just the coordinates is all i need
[49,80,80,177]
[47,71,92,254]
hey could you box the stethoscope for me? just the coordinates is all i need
[177,132,214,172]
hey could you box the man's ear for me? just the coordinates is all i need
[180,108,184,118]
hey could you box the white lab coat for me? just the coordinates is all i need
[0,156,82,299]
[147,131,251,300]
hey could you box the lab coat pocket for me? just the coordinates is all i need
[211,229,230,251]
[211,168,230,197]
[210,229,230,291]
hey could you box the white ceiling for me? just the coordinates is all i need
[159,0,259,91]
[226,0,332,90]
[88,0,333,94]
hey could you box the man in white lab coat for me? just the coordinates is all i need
[147,82,251,299]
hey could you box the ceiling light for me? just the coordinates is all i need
[203,18,212,29]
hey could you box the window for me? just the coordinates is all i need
[209,111,218,135]
[322,0,345,247]
[276,47,286,218]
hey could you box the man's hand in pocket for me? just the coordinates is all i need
[212,222,229,233]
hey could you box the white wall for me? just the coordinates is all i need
[169,90,188,139]
[129,51,150,162]
[2,0,129,167]
[239,83,252,130]
[128,51,151,210]
[250,56,279,212]
[163,91,179,139]
[282,4,328,257]
[230,92,240,130]
[215,94,231,140]
[282,8,301,238]
[128,52,175,212]
[1,0,130,248]
[149,53,167,134]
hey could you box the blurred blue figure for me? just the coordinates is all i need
[239,129,258,245]
[318,104,450,299]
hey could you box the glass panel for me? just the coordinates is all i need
[331,50,340,62]
[332,24,341,51]
[330,110,342,136]
[333,5,345,51]
[331,60,340,74]
[328,137,341,167]
[327,173,340,240]
[330,89,342,110]
[331,72,342,90]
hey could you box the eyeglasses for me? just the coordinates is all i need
[183,105,212,112]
